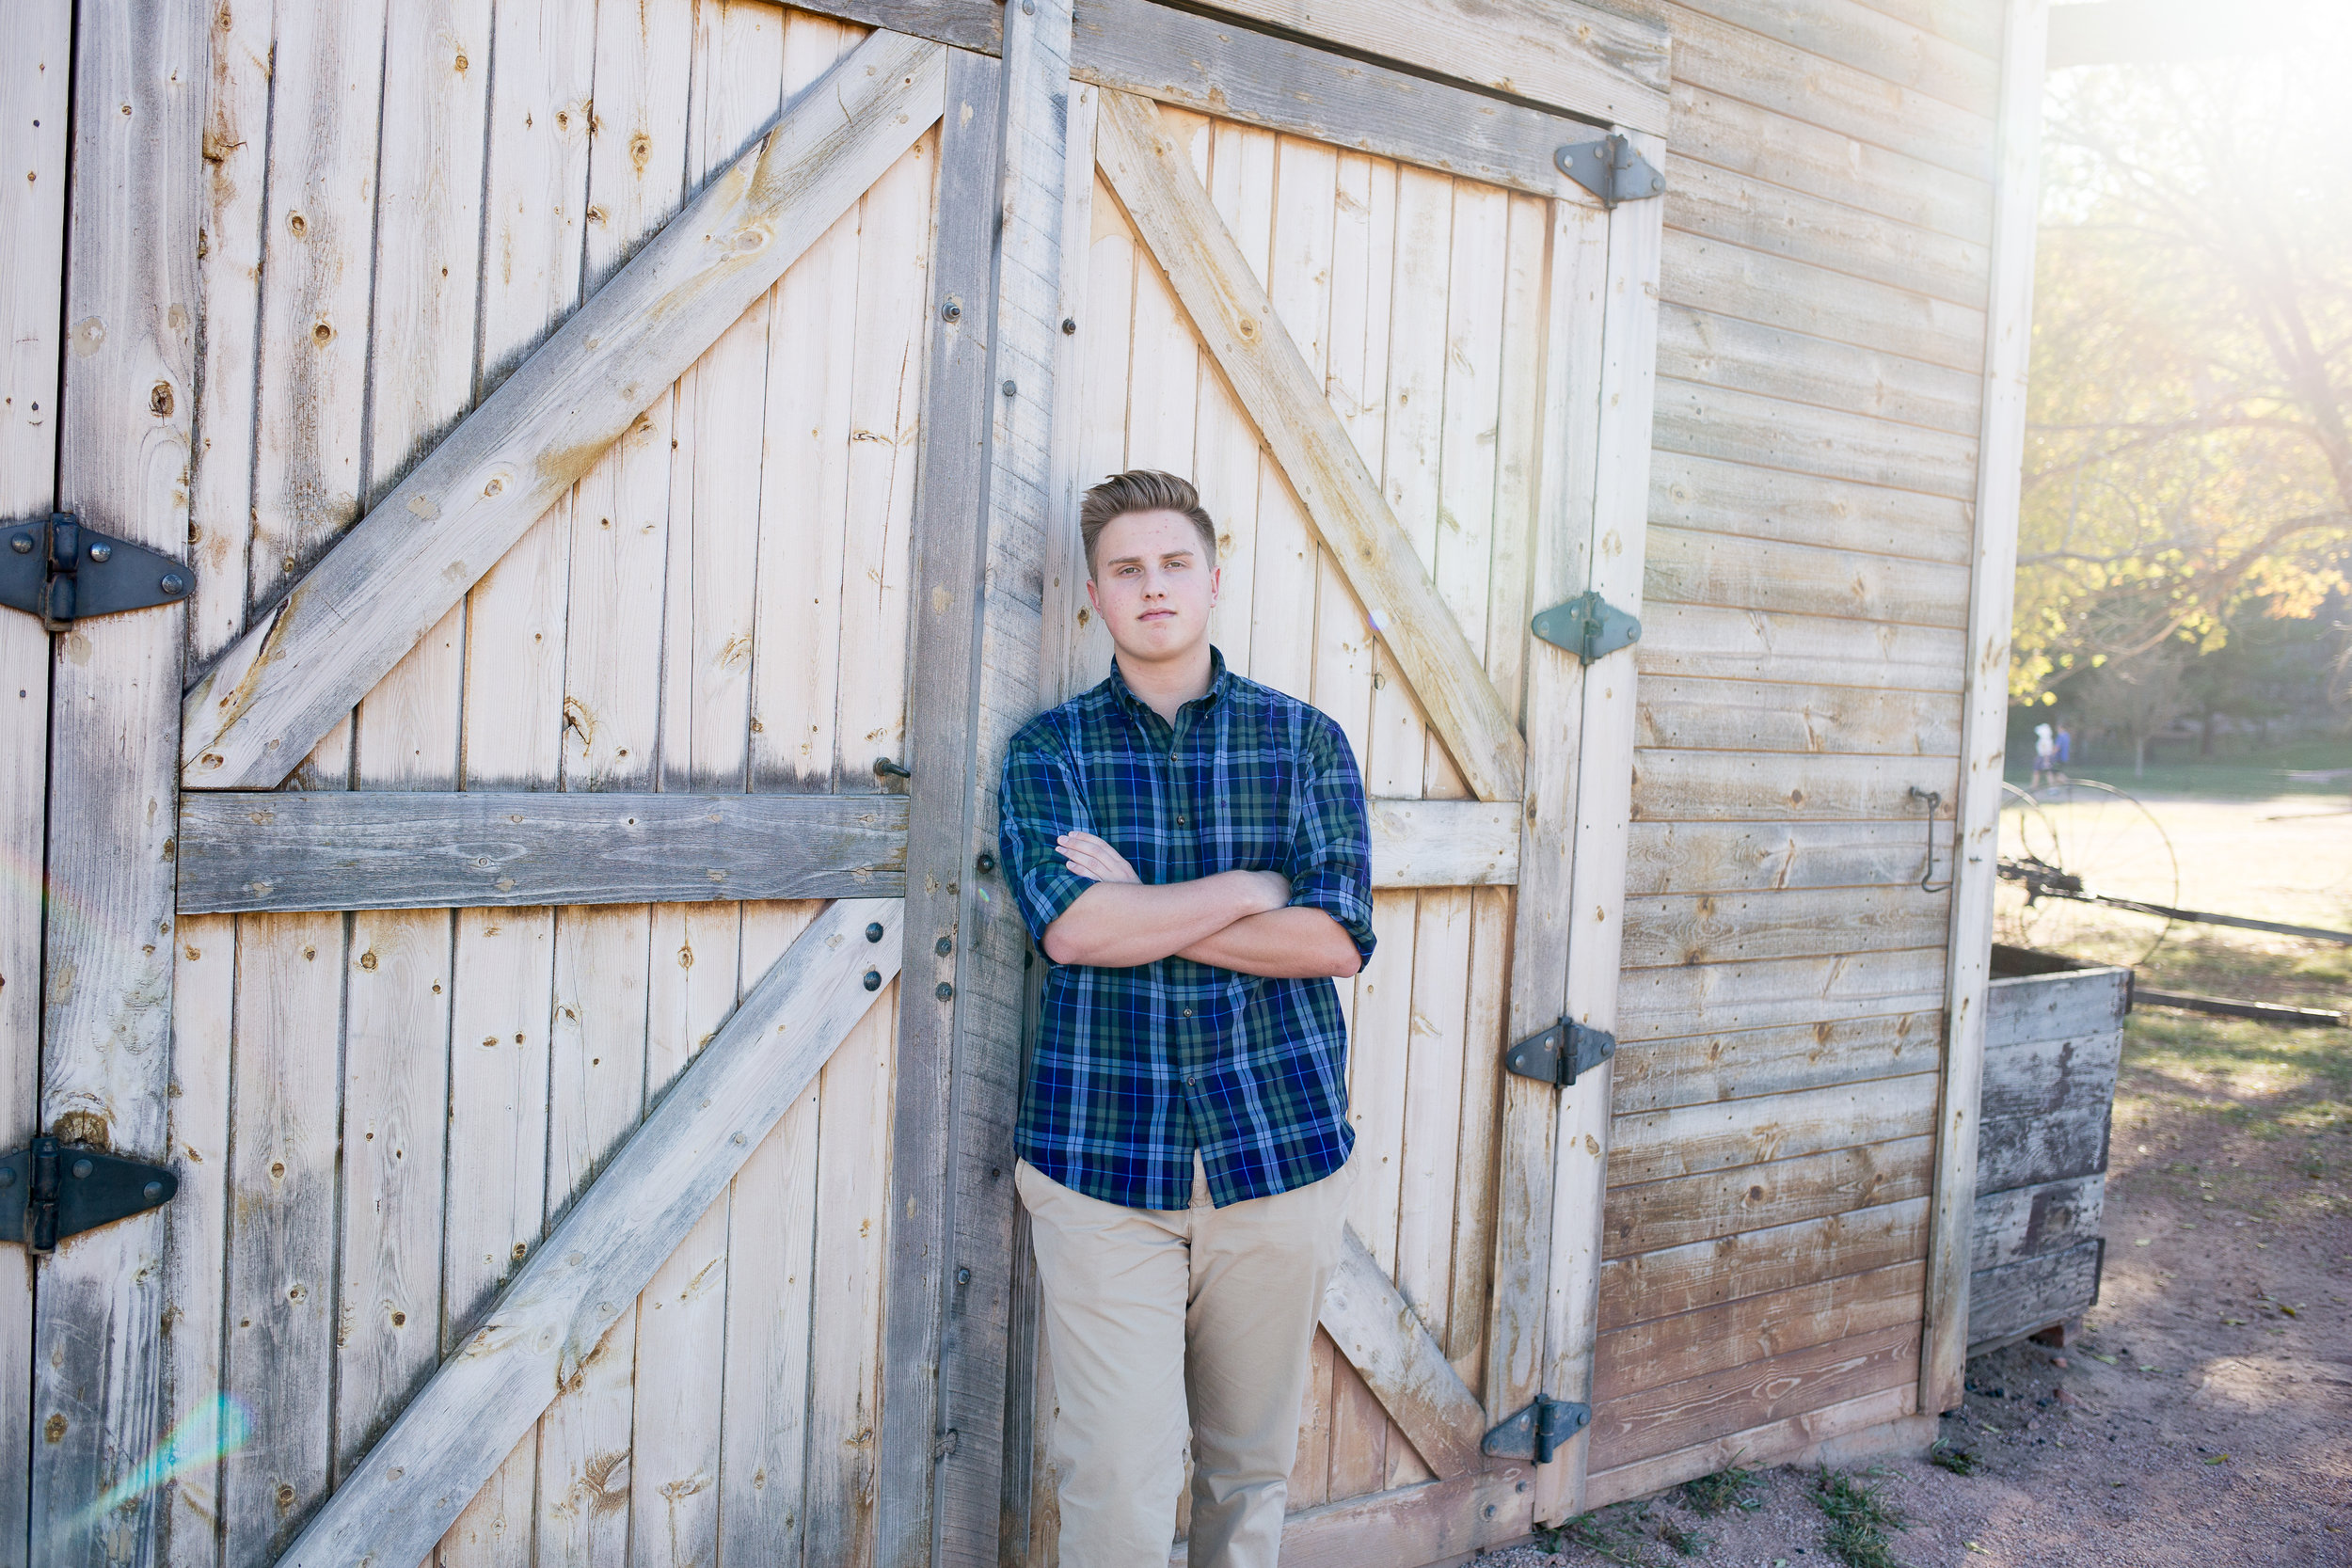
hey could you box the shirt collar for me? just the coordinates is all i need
[1105,646,1230,722]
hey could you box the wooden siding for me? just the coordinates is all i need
[1586,0,2006,1507]
[167,8,929,1563]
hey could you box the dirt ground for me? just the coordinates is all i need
[1481,790,2352,1568]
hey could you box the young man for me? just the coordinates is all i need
[998,470,1375,1566]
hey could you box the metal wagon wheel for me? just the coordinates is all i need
[1995,777,2182,967]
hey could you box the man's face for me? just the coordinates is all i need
[1086,509,1220,664]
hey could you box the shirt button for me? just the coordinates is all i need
[1178,815,1187,825]
[1181,1007,1192,1018]
[1184,1078,1196,1087]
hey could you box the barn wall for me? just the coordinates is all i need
[1580,0,2006,1502]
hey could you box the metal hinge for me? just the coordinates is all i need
[1504,1017,1616,1088]
[1555,134,1664,208]
[1531,591,1641,665]
[0,1136,178,1254]
[1484,1396,1592,1465]
[2,513,191,632]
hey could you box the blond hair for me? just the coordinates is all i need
[1079,469,1216,577]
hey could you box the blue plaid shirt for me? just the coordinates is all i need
[998,650,1376,1210]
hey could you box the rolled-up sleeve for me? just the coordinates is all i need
[999,722,1096,942]
[1282,721,1376,962]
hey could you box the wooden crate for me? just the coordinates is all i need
[1966,947,2128,1354]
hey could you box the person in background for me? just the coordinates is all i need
[2032,721,2057,790]
[2054,720,2073,781]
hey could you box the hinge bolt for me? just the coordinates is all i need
[86,543,111,563]
[866,922,885,943]
[10,536,31,554]
[936,981,955,1002]
[160,574,186,595]
[863,969,882,992]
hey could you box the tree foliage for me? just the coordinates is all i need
[2015,33,2352,710]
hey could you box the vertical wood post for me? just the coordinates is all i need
[1534,138,1665,1526]
[0,6,74,1555]
[880,7,1075,1563]
[33,2,204,1561]
[1922,0,2050,1418]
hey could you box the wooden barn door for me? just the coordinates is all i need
[4,10,1023,1566]
[1013,56,1666,1562]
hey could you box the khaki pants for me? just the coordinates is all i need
[1017,1154,1353,1568]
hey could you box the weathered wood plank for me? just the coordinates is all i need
[221,914,345,1566]
[1671,0,2000,115]
[1970,1173,2102,1273]
[1666,81,1992,245]
[876,24,1052,1566]
[1186,0,1670,131]
[1631,751,1962,825]
[1652,374,1982,502]
[1587,1320,1921,1470]
[1665,2,1994,181]
[1658,301,1984,440]
[162,919,234,1568]
[1987,966,2129,1048]
[180,30,948,790]
[0,4,67,1551]
[174,791,909,911]
[1071,0,1592,200]
[273,897,901,1568]
[1598,1197,1931,1332]
[1596,1260,1925,1398]
[1540,167,1666,1521]
[1664,152,1992,309]
[1921,0,2060,1401]
[1976,1047,2116,1192]
[1604,1137,1936,1259]
[1610,1074,1941,1187]
[1617,948,1949,1044]
[1319,1227,1486,1480]
[1966,1239,2100,1354]
[1094,88,1526,804]
[1634,602,1969,692]
[1582,1382,1916,1512]
[1627,818,1958,897]
[1369,799,1519,888]
[1611,1011,1943,1117]
[31,2,203,1557]
[1665,231,1988,375]
[1650,450,1974,566]
[1637,673,1965,757]
[1624,885,1948,971]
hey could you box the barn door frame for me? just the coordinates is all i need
[962,18,1666,1551]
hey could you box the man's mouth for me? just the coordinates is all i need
[1139,609,1176,621]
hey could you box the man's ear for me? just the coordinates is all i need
[1207,562,1221,610]
[1084,573,1102,613]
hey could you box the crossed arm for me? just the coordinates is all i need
[1038,832,1364,978]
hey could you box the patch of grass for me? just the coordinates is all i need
[1813,1467,1905,1568]
[1928,1442,1981,1476]
[1544,1511,1657,1566]
[1656,1519,1707,1557]
[1679,1464,1758,1515]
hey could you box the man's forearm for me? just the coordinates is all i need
[1041,870,1283,968]
[1177,907,1361,978]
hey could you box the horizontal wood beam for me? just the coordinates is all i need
[273,897,902,1568]
[789,0,1669,131]
[179,29,948,790]
[1096,88,1528,805]
[1320,1226,1487,1480]
[1073,0,1595,199]
[174,792,912,912]
[175,793,1518,913]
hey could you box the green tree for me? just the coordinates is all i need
[2014,31,2352,710]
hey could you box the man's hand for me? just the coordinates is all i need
[1056,832,1141,884]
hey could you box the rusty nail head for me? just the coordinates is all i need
[863,969,882,992]
[936,935,953,957]
[866,921,885,943]
[936,981,955,1002]
[941,298,961,321]
[1061,317,1077,334]
[1002,379,1017,397]
[957,1266,972,1284]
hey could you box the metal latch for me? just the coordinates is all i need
[1555,134,1664,208]
[2,513,191,632]
[1504,1017,1616,1088]
[1484,1396,1592,1465]
[1532,591,1640,665]
[0,1136,179,1253]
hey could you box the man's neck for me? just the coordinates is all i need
[1116,643,1214,726]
